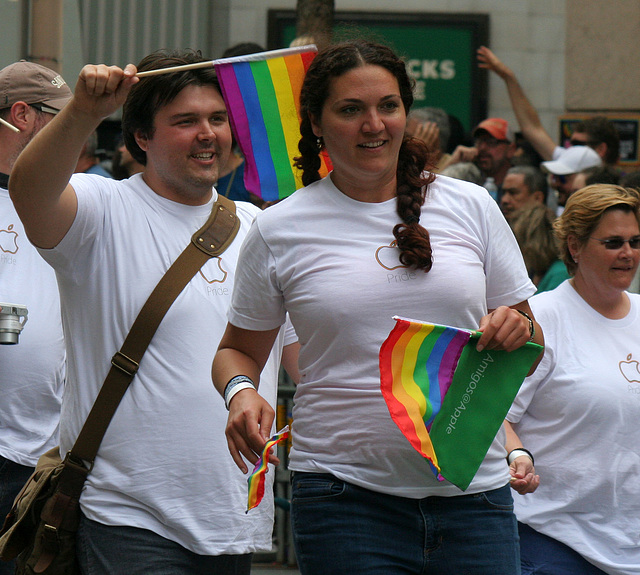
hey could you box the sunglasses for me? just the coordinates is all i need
[474,137,510,148]
[30,103,59,115]
[590,236,640,250]
[569,139,599,147]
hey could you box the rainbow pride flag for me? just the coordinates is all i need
[214,46,331,202]
[246,425,290,513]
[379,316,542,490]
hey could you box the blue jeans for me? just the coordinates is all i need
[291,472,520,575]
[0,455,34,575]
[77,513,252,575]
[518,522,607,575]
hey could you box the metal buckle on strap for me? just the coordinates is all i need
[192,202,239,257]
[111,352,139,377]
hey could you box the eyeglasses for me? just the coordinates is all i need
[569,139,599,147]
[29,103,59,115]
[590,236,640,250]
[474,137,509,148]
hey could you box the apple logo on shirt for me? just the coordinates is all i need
[199,258,227,284]
[0,224,19,254]
[375,240,404,271]
[619,354,640,385]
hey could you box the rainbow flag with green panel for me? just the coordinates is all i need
[379,316,542,490]
[214,46,331,202]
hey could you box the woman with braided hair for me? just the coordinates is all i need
[213,39,543,575]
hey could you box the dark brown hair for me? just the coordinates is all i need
[573,116,620,165]
[122,49,221,166]
[294,39,435,271]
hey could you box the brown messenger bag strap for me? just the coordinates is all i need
[70,194,239,463]
[34,196,239,575]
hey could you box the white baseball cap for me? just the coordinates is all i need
[541,146,602,176]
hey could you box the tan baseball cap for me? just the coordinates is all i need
[0,60,72,112]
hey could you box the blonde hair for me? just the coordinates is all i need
[554,184,640,275]
[510,204,559,283]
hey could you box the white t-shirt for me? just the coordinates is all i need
[0,185,64,467]
[229,173,536,498]
[508,280,640,575]
[38,173,289,555]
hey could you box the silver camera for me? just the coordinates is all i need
[0,302,28,344]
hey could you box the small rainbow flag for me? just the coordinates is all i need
[379,316,542,490]
[214,46,331,202]
[246,425,290,513]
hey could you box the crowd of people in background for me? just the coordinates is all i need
[406,45,640,298]
[1,35,639,575]
[78,41,640,260]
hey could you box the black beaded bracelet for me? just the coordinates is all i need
[516,309,535,342]
[507,447,534,466]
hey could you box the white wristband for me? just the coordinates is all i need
[507,448,534,465]
[224,376,256,410]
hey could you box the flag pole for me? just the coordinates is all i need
[136,45,317,78]
[136,61,214,78]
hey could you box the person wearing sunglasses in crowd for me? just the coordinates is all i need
[505,184,640,575]
[476,46,621,168]
[441,117,516,200]
[540,145,602,215]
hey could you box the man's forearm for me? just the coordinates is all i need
[502,73,556,161]
[10,63,138,248]
[8,102,95,248]
[11,102,96,207]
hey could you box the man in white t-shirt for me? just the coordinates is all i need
[0,61,71,575]
[9,50,297,575]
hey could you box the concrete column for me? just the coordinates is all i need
[30,0,63,73]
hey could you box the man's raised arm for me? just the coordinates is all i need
[9,64,138,248]
[477,46,557,161]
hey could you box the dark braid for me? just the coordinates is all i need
[295,39,435,272]
[393,137,435,271]
[295,118,323,187]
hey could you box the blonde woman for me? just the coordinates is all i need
[506,185,640,575]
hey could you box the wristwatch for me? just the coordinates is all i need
[516,309,535,342]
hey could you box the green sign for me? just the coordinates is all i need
[268,11,488,133]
